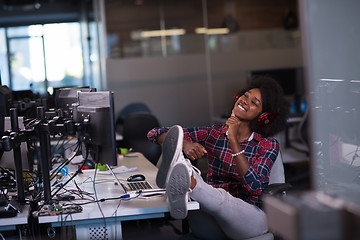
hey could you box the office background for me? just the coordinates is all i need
[105,0,302,127]
[0,0,302,127]
[1,1,359,237]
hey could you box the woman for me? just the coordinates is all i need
[147,76,289,239]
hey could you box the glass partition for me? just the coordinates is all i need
[300,0,360,207]
[105,0,300,59]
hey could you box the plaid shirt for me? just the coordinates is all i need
[147,124,279,207]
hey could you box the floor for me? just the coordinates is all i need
[1,218,188,239]
[122,218,191,240]
[0,218,192,240]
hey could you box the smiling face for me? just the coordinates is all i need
[232,88,263,121]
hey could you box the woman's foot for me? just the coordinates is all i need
[167,163,191,219]
[156,125,201,219]
[156,125,184,188]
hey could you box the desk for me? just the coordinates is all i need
[0,205,30,231]
[36,153,199,239]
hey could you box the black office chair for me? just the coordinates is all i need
[122,112,162,166]
[115,102,151,135]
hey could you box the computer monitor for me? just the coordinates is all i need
[249,68,305,97]
[54,87,95,111]
[12,90,35,102]
[0,116,32,172]
[0,86,13,160]
[73,91,117,166]
[0,86,13,118]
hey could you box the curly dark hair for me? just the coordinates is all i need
[233,75,290,137]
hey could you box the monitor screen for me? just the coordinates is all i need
[73,91,117,166]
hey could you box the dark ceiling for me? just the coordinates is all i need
[0,0,91,27]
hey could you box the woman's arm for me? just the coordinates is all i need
[155,130,208,161]
[242,139,279,193]
[228,137,249,177]
[155,132,167,145]
[226,114,250,177]
[183,139,207,161]
[147,127,169,143]
[148,126,209,161]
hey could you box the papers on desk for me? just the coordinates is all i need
[82,165,138,175]
[117,152,142,159]
[70,155,87,164]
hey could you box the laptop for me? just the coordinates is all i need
[106,164,165,198]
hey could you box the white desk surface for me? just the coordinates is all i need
[37,153,199,225]
[0,205,30,230]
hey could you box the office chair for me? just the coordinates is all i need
[183,152,291,240]
[115,102,151,135]
[122,112,162,166]
[287,107,309,155]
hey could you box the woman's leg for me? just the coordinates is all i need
[189,173,268,239]
[158,125,267,238]
[187,209,229,240]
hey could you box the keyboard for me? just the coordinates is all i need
[126,181,153,191]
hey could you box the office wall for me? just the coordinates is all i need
[107,47,302,127]
[103,0,303,127]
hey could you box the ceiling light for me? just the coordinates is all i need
[195,27,230,35]
[140,29,186,38]
[320,78,344,82]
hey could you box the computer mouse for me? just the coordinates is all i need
[127,174,146,182]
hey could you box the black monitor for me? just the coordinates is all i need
[250,68,304,96]
[0,86,12,159]
[0,116,32,172]
[54,87,95,110]
[0,86,13,117]
[12,90,35,102]
[73,91,117,166]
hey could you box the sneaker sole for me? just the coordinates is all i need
[167,163,190,220]
[156,125,183,188]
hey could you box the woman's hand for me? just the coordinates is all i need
[183,139,207,161]
[226,112,241,141]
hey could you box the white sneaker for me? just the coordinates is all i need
[157,126,202,220]
[156,125,184,188]
[167,162,191,219]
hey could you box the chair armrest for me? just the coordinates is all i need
[263,183,292,196]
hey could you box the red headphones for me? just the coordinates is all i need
[257,111,278,126]
[233,93,278,127]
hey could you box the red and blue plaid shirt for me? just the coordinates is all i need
[147,124,279,207]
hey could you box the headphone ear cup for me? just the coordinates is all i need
[257,112,272,126]
[232,94,240,106]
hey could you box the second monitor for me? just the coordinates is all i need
[73,91,117,166]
